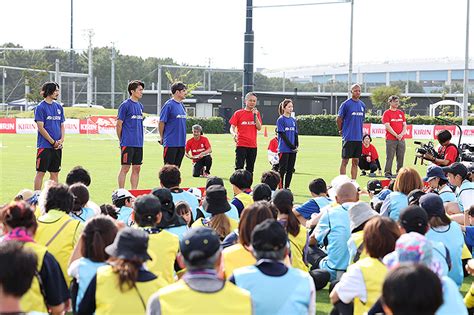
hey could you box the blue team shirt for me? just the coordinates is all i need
[338,99,365,141]
[34,100,65,148]
[160,99,187,147]
[276,115,298,153]
[117,99,144,147]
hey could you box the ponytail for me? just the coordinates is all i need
[209,214,231,240]
[278,99,293,116]
[113,258,142,292]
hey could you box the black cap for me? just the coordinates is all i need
[407,189,426,205]
[442,162,468,179]
[419,193,445,218]
[399,205,429,233]
[367,180,383,194]
[105,227,152,261]
[202,185,231,215]
[151,188,175,213]
[251,219,288,252]
[252,183,272,202]
[134,194,161,223]
[180,227,221,264]
[206,176,224,189]
[272,189,294,208]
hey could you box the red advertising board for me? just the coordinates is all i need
[79,119,98,134]
[0,118,16,133]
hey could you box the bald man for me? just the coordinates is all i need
[308,182,357,286]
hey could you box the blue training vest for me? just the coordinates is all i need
[387,192,408,222]
[458,180,474,212]
[233,265,313,315]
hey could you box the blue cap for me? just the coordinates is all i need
[419,193,445,218]
[423,166,448,182]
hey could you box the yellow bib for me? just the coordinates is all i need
[95,265,167,315]
[288,226,309,272]
[355,257,387,315]
[144,230,179,284]
[191,217,239,236]
[223,243,256,279]
[349,231,369,265]
[35,213,81,284]
[157,279,252,315]
[235,192,254,210]
[20,242,48,313]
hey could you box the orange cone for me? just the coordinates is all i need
[264,126,268,137]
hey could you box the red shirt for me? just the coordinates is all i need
[268,137,278,153]
[362,143,379,160]
[382,109,406,141]
[185,136,211,163]
[229,109,262,148]
[437,144,458,165]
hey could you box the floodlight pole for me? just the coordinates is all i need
[111,43,115,109]
[348,0,354,96]
[462,0,470,125]
[87,30,94,106]
[243,0,254,105]
[157,65,162,115]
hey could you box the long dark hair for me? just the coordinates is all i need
[80,216,118,262]
[0,201,37,233]
[112,258,143,292]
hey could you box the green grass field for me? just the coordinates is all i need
[0,132,427,205]
[0,132,471,313]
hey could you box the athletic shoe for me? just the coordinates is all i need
[385,173,393,179]
[369,172,376,177]
[361,171,367,176]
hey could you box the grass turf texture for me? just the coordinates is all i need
[0,132,471,313]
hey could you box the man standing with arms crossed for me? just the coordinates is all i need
[34,82,65,190]
[337,84,365,180]
[229,92,262,174]
[159,82,187,168]
[116,80,145,189]
[382,95,406,178]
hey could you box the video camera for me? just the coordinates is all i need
[414,141,438,165]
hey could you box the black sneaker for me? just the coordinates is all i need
[385,173,393,179]
[361,171,367,176]
[369,172,376,177]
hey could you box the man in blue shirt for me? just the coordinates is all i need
[116,80,145,189]
[34,82,65,190]
[159,82,187,168]
[336,84,366,180]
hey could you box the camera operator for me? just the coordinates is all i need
[422,130,458,166]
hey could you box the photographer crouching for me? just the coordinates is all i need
[419,129,459,166]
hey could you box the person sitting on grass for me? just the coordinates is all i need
[111,188,135,226]
[229,169,254,216]
[185,124,212,178]
[175,201,193,227]
[359,134,382,177]
[69,183,95,222]
[293,178,333,225]
[260,170,281,197]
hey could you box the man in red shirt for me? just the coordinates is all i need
[185,124,212,177]
[422,129,459,166]
[382,95,407,178]
[229,92,262,174]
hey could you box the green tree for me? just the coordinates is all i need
[370,86,401,109]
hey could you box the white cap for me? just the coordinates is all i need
[327,175,359,199]
[187,187,202,200]
[112,189,134,204]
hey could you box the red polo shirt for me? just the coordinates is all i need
[229,109,262,148]
[362,143,379,160]
[185,136,211,163]
[382,109,406,141]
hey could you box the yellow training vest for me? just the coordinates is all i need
[191,217,239,235]
[355,257,387,315]
[223,243,256,279]
[157,279,252,315]
[35,212,82,284]
[95,265,167,315]
[288,226,309,272]
[20,242,48,313]
[235,192,254,211]
[144,229,179,285]
[349,230,369,265]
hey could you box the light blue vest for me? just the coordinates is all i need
[458,180,474,212]
[200,204,240,222]
[436,276,468,315]
[165,225,188,240]
[117,206,133,226]
[387,192,408,222]
[313,196,332,210]
[430,240,450,277]
[70,207,95,222]
[426,222,464,287]
[75,258,107,311]
[233,265,313,315]
[438,188,457,203]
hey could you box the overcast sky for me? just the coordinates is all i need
[1,0,473,70]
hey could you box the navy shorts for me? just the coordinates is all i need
[121,146,143,165]
[36,148,62,173]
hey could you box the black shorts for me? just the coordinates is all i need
[121,146,143,165]
[36,148,62,173]
[342,141,362,159]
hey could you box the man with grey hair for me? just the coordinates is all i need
[230,219,315,315]
[185,124,213,177]
[337,84,366,180]
[146,227,252,315]
[229,92,262,174]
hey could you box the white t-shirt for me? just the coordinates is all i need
[333,264,367,304]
